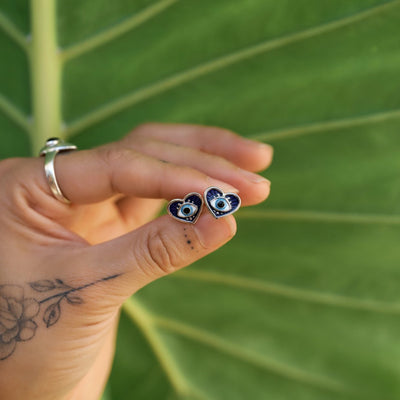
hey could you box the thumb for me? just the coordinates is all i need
[81,213,236,301]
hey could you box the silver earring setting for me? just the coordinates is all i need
[204,187,241,219]
[167,192,203,224]
[167,187,241,223]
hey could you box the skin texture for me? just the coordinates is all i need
[0,123,272,400]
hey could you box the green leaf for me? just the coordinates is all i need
[1,0,400,399]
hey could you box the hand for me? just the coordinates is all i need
[0,123,272,400]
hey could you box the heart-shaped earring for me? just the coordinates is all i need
[204,187,241,218]
[167,192,203,223]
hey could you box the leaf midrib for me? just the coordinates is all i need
[0,0,180,155]
[0,0,399,153]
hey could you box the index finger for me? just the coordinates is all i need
[28,145,240,205]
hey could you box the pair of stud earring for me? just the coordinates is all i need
[167,187,241,224]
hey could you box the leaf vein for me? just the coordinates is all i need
[175,270,400,315]
[123,297,210,400]
[0,94,31,133]
[153,314,350,394]
[0,10,29,51]
[61,0,179,62]
[250,108,400,142]
[237,209,400,226]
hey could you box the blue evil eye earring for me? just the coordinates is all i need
[204,187,241,218]
[167,192,203,223]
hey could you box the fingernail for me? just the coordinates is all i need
[195,214,237,249]
[239,169,271,184]
[207,177,239,193]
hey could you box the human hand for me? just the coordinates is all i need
[0,123,272,400]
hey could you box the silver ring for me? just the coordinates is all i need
[39,137,77,204]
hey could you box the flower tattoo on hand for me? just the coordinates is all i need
[0,285,40,360]
[0,274,120,360]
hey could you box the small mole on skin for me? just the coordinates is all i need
[191,246,194,250]
[187,240,191,244]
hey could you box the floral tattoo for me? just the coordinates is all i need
[0,274,120,360]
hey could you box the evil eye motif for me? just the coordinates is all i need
[167,192,203,223]
[177,203,199,218]
[209,197,232,213]
[204,187,241,219]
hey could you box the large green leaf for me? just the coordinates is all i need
[1,0,400,399]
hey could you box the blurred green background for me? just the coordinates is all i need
[1,0,400,399]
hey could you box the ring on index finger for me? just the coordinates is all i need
[39,137,77,204]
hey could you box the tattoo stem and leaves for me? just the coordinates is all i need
[31,278,83,327]
[0,274,120,360]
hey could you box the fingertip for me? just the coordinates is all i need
[239,178,271,206]
[249,141,274,172]
[260,142,274,168]
[257,179,271,203]
[235,138,274,172]
[255,178,271,203]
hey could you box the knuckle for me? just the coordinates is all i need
[96,145,140,194]
[98,145,133,166]
[139,230,181,277]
